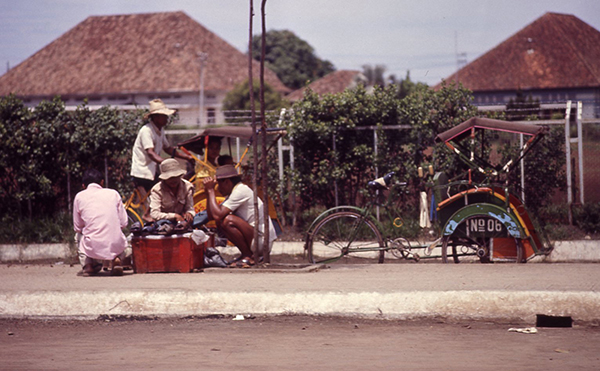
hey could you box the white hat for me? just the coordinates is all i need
[159,159,186,180]
[144,99,176,120]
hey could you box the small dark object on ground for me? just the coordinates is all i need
[536,314,573,328]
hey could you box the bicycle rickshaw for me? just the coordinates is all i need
[125,125,286,235]
[177,125,286,234]
[304,117,553,264]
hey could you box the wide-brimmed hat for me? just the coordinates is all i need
[159,159,186,180]
[144,99,176,120]
[215,164,240,180]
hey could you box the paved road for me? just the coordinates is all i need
[3,316,600,371]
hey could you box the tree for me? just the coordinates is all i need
[221,79,288,124]
[251,30,335,90]
[0,95,143,220]
[388,70,429,99]
[222,79,286,112]
[362,64,386,87]
[285,81,478,215]
[501,126,565,213]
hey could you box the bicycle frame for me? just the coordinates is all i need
[124,187,149,226]
[305,177,434,263]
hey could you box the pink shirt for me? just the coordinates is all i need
[73,183,128,260]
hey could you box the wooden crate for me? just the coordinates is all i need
[132,234,206,273]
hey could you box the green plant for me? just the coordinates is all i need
[0,95,143,223]
[500,126,566,213]
[542,224,583,241]
[286,81,477,213]
[573,203,600,235]
[0,213,74,244]
[251,29,335,90]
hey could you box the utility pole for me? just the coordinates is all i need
[455,31,467,83]
[197,52,208,126]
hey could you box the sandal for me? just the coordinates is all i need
[228,257,255,268]
[110,257,124,276]
[81,263,101,277]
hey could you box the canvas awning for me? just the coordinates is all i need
[436,117,546,144]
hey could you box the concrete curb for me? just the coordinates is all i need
[0,243,72,262]
[2,290,599,323]
[1,240,599,263]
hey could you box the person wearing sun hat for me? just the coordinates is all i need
[202,164,277,267]
[130,99,194,220]
[148,158,195,225]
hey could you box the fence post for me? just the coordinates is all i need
[333,133,338,207]
[374,128,380,221]
[565,101,573,225]
[290,141,296,226]
[577,101,585,205]
[519,133,525,202]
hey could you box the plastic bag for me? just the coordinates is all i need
[203,247,228,268]
[192,210,209,229]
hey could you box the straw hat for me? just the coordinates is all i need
[215,164,240,180]
[159,159,186,180]
[144,99,176,120]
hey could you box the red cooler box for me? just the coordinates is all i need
[132,234,206,273]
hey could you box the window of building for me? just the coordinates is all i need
[207,108,216,124]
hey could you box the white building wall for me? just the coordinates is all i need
[23,89,230,127]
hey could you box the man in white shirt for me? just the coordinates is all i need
[73,169,128,276]
[203,165,276,266]
[130,99,194,218]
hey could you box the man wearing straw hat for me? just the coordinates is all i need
[130,99,194,219]
[203,164,276,267]
[148,158,195,227]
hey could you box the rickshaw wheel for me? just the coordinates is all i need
[441,235,523,264]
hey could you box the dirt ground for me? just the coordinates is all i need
[1,316,599,370]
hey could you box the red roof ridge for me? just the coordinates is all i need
[437,12,600,91]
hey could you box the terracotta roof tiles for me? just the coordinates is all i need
[286,70,367,101]
[0,11,289,97]
[441,12,600,91]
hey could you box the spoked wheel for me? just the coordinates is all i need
[441,235,524,264]
[307,211,385,264]
[440,215,524,264]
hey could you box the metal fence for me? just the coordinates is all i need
[166,103,600,226]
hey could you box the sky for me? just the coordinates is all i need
[2,0,600,86]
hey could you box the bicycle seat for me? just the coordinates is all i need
[367,172,395,190]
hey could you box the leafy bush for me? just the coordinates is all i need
[573,203,600,235]
[0,95,144,221]
[286,81,477,213]
[0,213,74,244]
[501,126,566,213]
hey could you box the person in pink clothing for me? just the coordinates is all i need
[73,169,128,276]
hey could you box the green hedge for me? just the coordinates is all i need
[0,95,144,221]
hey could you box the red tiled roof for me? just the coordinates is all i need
[0,11,289,97]
[286,70,366,101]
[441,12,600,91]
